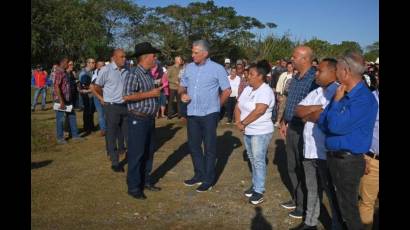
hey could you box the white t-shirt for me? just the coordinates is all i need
[238,83,275,135]
[298,82,338,159]
[227,75,241,97]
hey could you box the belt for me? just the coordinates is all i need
[105,102,126,106]
[327,151,363,159]
[129,110,153,118]
[365,152,379,160]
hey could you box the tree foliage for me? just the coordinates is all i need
[32,0,377,68]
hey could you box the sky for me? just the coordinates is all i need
[134,0,379,50]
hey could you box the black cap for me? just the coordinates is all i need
[134,42,160,58]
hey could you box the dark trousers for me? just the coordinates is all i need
[167,89,180,117]
[187,112,219,185]
[179,100,188,118]
[81,93,95,132]
[104,104,128,166]
[327,153,365,230]
[225,97,237,122]
[286,122,306,213]
[127,114,155,193]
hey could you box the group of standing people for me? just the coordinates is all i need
[34,38,379,230]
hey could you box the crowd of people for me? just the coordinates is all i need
[31,40,379,230]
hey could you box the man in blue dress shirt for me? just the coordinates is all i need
[179,40,232,192]
[311,52,378,230]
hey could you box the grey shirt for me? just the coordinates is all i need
[95,62,128,103]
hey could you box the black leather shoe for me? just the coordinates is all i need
[144,184,162,191]
[111,165,124,172]
[128,191,147,200]
[289,223,317,230]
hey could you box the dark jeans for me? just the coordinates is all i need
[285,121,306,213]
[187,112,219,185]
[104,103,128,166]
[167,89,180,117]
[225,97,237,122]
[127,114,155,193]
[81,93,95,132]
[327,153,365,230]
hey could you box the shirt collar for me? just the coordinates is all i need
[296,66,316,79]
[136,64,150,74]
[345,81,366,98]
[195,58,210,66]
[111,62,120,70]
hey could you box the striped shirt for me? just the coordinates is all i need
[283,67,318,124]
[123,65,159,116]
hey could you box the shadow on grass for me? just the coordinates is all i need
[31,160,53,170]
[151,130,241,186]
[272,139,293,196]
[251,207,272,230]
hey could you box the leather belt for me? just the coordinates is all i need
[129,110,153,118]
[365,152,379,160]
[105,102,126,106]
[327,151,362,159]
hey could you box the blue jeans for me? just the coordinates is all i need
[244,132,273,194]
[187,112,219,185]
[93,96,106,131]
[32,87,47,109]
[127,114,155,193]
[55,109,80,140]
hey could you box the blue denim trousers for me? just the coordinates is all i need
[244,132,273,194]
[32,87,47,109]
[93,96,106,131]
[187,112,219,185]
[127,114,155,193]
[55,109,80,140]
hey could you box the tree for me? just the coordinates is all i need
[304,38,332,59]
[330,41,363,57]
[131,0,266,63]
[364,41,379,62]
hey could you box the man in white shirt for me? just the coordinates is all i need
[291,58,343,230]
[224,68,241,124]
[275,62,294,127]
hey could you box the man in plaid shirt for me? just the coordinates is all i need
[278,46,318,219]
[53,57,83,144]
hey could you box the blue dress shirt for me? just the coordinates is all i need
[180,58,231,116]
[318,81,378,154]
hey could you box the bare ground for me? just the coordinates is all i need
[31,100,369,230]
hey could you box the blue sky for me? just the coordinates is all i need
[134,0,379,50]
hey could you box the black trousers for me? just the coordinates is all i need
[224,97,237,122]
[81,93,95,132]
[285,122,306,213]
[104,103,128,166]
[167,89,180,117]
[327,153,365,230]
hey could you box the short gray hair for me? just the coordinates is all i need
[337,52,366,75]
[192,40,210,52]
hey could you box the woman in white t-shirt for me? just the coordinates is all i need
[234,60,275,205]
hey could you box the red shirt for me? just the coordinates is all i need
[33,70,47,88]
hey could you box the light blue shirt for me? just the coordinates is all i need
[180,58,231,116]
[370,90,379,155]
[95,62,128,103]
